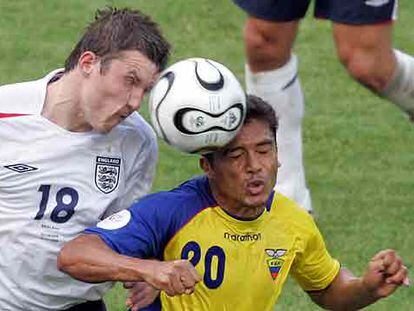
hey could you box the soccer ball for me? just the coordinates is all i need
[148,57,246,153]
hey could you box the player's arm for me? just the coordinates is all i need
[307,249,409,310]
[57,234,201,296]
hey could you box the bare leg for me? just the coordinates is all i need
[334,22,414,119]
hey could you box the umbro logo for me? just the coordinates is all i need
[365,0,390,7]
[4,164,38,173]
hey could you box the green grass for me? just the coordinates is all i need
[1,0,414,310]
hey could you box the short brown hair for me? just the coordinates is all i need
[64,7,171,72]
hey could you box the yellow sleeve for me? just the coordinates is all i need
[290,218,340,291]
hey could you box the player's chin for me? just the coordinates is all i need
[244,190,274,209]
[243,194,268,209]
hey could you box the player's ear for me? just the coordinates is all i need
[78,51,99,76]
[200,157,213,178]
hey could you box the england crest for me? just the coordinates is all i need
[95,156,121,194]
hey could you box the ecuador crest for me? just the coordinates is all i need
[265,249,287,280]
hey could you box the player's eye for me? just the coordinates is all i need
[227,150,244,159]
[257,147,270,154]
[256,143,273,154]
[125,77,135,85]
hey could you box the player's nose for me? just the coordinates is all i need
[246,151,262,172]
[128,88,145,111]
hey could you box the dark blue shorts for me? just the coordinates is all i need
[233,0,398,24]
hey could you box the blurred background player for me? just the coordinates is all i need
[233,0,414,213]
[0,7,170,311]
[58,95,409,310]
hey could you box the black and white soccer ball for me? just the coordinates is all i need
[149,58,246,153]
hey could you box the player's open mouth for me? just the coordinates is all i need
[246,180,265,195]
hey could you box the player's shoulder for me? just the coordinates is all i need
[272,192,308,213]
[270,192,316,230]
[118,112,157,145]
[0,69,62,114]
[130,175,214,223]
[121,112,156,136]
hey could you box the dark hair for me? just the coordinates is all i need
[203,94,278,163]
[64,7,171,72]
[243,94,278,141]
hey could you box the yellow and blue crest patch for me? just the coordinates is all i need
[265,249,287,280]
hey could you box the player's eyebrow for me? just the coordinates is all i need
[225,146,243,153]
[222,138,274,155]
[257,139,274,147]
[221,145,244,157]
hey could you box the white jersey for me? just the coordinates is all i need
[0,70,158,310]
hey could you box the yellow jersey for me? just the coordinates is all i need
[87,176,340,310]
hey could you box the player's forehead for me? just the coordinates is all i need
[219,119,274,153]
[232,119,272,143]
[111,50,159,77]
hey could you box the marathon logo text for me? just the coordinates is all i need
[224,232,261,242]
